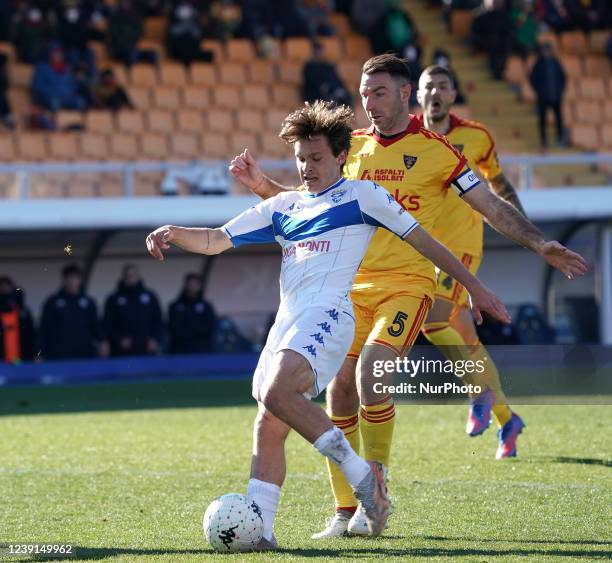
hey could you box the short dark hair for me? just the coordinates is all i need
[278,100,353,158]
[420,65,455,88]
[62,264,82,278]
[362,54,411,83]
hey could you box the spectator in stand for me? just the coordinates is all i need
[32,45,88,112]
[0,54,15,129]
[371,0,419,57]
[55,3,95,72]
[168,273,217,354]
[272,0,311,37]
[210,0,243,40]
[606,34,612,62]
[12,4,53,63]
[512,1,538,58]
[350,0,388,37]
[91,68,133,110]
[166,1,213,66]
[296,0,336,37]
[0,0,12,42]
[529,42,566,149]
[40,264,107,360]
[0,277,35,363]
[302,42,352,107]
[471,0,513,80]
[104,264,163,357]
[404,44,422,107]
[107,0,156,65]
[432,48,467,104]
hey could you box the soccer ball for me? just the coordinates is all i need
[203,493,264,552]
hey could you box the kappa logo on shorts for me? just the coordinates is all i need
[303,344,317,358]
[330,189,346,204]
[317,321,332,335]
[403,155,418,170]
[441,275,454,290]
[325,309,339,322]
[310,333,325,346]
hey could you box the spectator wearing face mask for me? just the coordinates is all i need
[31,45,88,112]
[56,4,96,74]
[12,4,53,63]
[107,0,157,65]
[302,42,352,107]
[0,277,35,364]
[91,68,133,110]
[166,2,213,66]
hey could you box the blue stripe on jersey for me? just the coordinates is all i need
[272,199,365,241]
[230,224,276,247]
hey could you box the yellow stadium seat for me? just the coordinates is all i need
[344,35,371,62]
[589,31,610,54]
[85,110,114,133]
[265,109,288,132]
[449,10,473,38]
[537,31,558,52]
[127,86,152,110]
[116,110,145,133]
[337,60,362,90]
[247,60,276,84]
[99,175,124,197]
[144,16,167,41]
[87,41,108,65]
[136,39,165,60]
[171,132,201,159]
[48,133,79,161]
[584,55,609,77]
[141,133,169,160]
[520,81,536,103]
[9,64,33,88]
[208,109,235,133]
[276,60,302,85]
[134,172,163,196]
[579,77,606,100]
[241,84,271,110]
[570,124,599,151]
[212,85,241,109]
[236,109,264,134]
[189,62,217,85]
[229,132,259,155]
[560,31,588,55]
[318,36,343,63]
[147,109,175,133]
[560,55,583,79]
[177,109,205,133]
[219,62,248,86]
[601,124,612,149]
[160,62,187,86]
[16,133,48,161]
[604,99,612,122]
[504,56,527,84]
[226,39,257,62]
[574,101,601,125]
[284,38,313,62]
[271,84,300,109]
[329,13,352,37]
[7,87,30,115]
[564,79,579,101]
[259,132,290,159]
[0,135,16,160]
[80,133,109,160]
[0,42,16,62]
[201,39,224,62]
[200,133,230,159]
[182,85,211,110]
[129,64,158,87]
[153,86,181,110]
[109,133,139,160]
[56,110,84,130]
[109,63,129,86]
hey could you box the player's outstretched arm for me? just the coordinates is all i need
[463,185,588,279]
[488,173,527,216]
[146,225,231,260]
[229,149,295,200]
[404,226,511,326]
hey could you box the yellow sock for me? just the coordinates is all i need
[424,321,512,427]
[326,414,359,510]
[360,399,396,466]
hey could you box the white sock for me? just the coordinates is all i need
[313,427,370,488]
[246,478,281,541]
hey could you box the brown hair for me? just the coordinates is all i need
[362,54,411,83]
[420,65,455,87]
[278,100,353,157]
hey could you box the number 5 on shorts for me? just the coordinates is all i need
[387,311,408,337]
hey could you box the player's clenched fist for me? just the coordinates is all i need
[146,225,174,261]
[229,149,265,194]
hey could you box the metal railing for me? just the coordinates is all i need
[0,153,611,198]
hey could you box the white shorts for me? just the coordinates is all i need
[252,300,355,400]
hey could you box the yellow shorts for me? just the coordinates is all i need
[347,274,433,358]
[435,253,482,309]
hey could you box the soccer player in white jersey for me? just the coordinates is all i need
[146,101,510,548]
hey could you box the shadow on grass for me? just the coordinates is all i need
[420,535,612,546]
[551,456,612,468]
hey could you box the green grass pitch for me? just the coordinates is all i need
[1,381,611,562]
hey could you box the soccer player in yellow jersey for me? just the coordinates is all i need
[417,65,527,459]
[229,54,587,538]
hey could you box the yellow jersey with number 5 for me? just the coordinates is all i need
[428,113,502,256]
[343,117,479,296]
